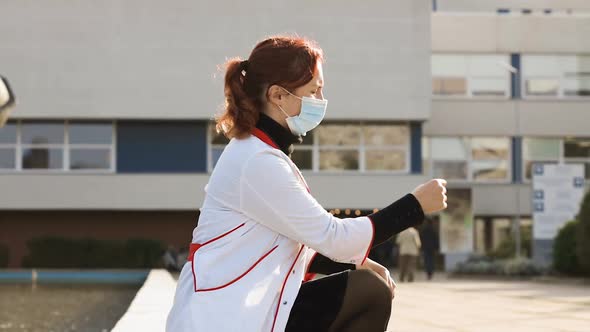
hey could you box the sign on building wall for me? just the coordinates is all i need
[440,188,473,253]
[532,163,585,266]
[532,163,585,239]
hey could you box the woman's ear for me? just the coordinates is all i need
[266,84,285,106]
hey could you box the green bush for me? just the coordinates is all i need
[454,255,543,276]
[576,190,590,275]
[22,237,165,268]
[488,226,532,259]
[553,220,581,275]
[0,243,9,268]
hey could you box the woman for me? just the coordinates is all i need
[166,35,447,332]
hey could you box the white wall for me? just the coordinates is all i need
[432,13,590,53]
[0,0,430,121]
[436,0,590,12]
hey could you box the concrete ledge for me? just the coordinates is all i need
[0,269,149,284]
[112,269,176,332]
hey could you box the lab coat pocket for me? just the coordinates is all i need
[191,222,281,293]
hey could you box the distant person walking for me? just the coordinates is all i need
[420,218,439,280]
[396,227,421,282]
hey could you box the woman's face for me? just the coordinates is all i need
[266,62,324,128]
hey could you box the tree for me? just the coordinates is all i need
[575,190,590,275]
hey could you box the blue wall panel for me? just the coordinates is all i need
[117,121,207,173]
[410,122,423,174]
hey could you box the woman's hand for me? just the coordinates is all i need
[411,178,448,214]
[357,258,396,299]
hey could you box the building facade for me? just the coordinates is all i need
[1,0,588,267]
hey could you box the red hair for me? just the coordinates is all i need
[216,35,324,139]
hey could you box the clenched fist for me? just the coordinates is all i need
[411,179,448,214]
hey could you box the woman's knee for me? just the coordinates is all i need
[350,269,392,309]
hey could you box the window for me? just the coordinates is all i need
[68,122,113,170]
[290,131,313,170]
[208,125,230,171]
[471,138,510,180]
[432,54,511,98]
[564,137,590,179]
[425,136,511,182]
[431,137,469,180]
[21,121,64,170]
[522,55,590,98]
[314,123,409,172]
[209,122,411,173]
[0,120,115,172]
[522,137,590,180]
[522,138,561,180]
[0,121,17,169]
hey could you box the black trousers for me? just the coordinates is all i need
[285,270,349,332]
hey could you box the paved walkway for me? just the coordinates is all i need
[114,269,589,332]
[387,271,590,332]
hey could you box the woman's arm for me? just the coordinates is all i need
[367,193,425,246]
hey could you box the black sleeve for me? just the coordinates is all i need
[367,193,425,246]
[308,193,424,273]
[307,253,356,274]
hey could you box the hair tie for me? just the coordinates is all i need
[240,60,250,76]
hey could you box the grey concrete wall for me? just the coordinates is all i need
[436,0,590,12]
[0,173,428,210]
[432,14,590,53]
[425,100,590,137]
[0,0,430,121]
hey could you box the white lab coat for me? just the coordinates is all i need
[166,129,374,332]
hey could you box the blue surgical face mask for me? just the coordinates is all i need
[276,87,328,136]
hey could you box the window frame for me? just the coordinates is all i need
[0,120,116,174]
[423,136,512,183]
[521,55,590,100]
[431,54,512,100]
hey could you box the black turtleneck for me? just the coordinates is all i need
[255,112,302,157]
[253,112,425,275]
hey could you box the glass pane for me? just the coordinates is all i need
[366,150,406,171]
[70,149,111,170]
[523,138,560,160]
[467,55,510,77]
[363,125,408,146]
[522,56,561,77]
[471,138,510,160]
[0,122,17,144]
[524,160,558,180]
[472,160,509,180]
[433,160,467,179]
[563,77,590,96]
[433,78,467,96]
[211,148,224,169]
[0,148,15,169]
[210,126,230,145]
[69,122,112,144]
[291,149,312,170]
[431,137,468,160]
[471,78,508,96]
[22,122,64,145]
[525,79,558,96]
[22,148,63,169]
[319,150,359,170]
[564,138,590,158]
[317,125,360,146]
[431,55,467,76]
